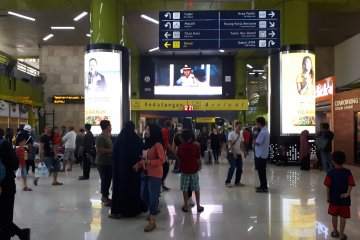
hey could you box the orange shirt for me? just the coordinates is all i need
[138,142,165,178]
[16,146,27,167]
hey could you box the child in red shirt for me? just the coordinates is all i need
[324,151,355,240]
[16,136,32,191]
[177,129,204,213]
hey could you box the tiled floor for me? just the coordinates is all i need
[12,153,360,239]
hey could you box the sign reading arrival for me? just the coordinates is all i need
[52,95,84,104]
[131,99,248,111]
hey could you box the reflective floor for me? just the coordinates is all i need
[13,152,360,240]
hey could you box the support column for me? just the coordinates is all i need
[282,0,309,45]
[90,0,124,44]
[235,57,246,122]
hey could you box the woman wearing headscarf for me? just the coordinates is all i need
[300,130,311,170]
[109,121,146,219]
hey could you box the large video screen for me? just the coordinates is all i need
[154,60,222,95]
[281,52,316,135]
[84,51,122,135]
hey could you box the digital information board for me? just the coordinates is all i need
[159,10,280,50]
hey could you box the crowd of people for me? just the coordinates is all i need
[0,117,356,239]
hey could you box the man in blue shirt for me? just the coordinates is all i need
[254,117,270,193]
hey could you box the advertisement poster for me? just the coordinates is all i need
[84,51,122,135]
[281,52,316,135]
[19,104,29,119]
[9,103,20,118]
[0,100,9,117]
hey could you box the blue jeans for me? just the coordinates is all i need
[140,177,162,215]
[321,151,333,172]
[225,153,243,184]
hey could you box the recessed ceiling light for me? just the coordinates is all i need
[219,49,225,53]
[8,11,35,21]
[249,72,255,75]
[141,14,159,24]
[253,69,265,72]
[43,34,54,41]
[17,48,24,53]
[86,34,91,37]
[246,64,253,69]
[74,12,88,21]
[149,47,159,52]
[51,26,75,30]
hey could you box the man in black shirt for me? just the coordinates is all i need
[79,124,95,180]
[0,129,31,240]
[34,125,62,186]
[319,122,334,172]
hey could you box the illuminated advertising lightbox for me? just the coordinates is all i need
[281,52,316,135]
[84,51,122,135]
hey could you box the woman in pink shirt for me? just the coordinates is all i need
[133,124,165,232]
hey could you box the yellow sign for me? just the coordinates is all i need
[131,99,248,111]
[196,117,216,123]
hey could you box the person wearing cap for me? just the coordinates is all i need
[15,125,35,174]
[175,65,199,87]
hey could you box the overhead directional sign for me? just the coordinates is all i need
[159,10,280,50]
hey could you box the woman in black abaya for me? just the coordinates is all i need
[109,121,147,218]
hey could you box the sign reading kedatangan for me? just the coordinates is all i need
[84,51,122,135]
[280,52,316,135]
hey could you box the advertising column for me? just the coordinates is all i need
[84,44,130,135]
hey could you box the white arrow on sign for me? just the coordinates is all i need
[164,12,171,19]
[268,40,275,47]
[164,32,171,38]
[269,22,275,28]
[164,22,171,29]
[268,11,275,18]
[269,31,276,37]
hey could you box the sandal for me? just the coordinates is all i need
[331,231,339,237]
[340,234,347,240]
[23,187,33,191]
[197,206,204,212]
[181,206,189,212]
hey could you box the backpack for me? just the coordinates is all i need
[0,139,6,182]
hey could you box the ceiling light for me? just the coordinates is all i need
[8,11,35,21]
[17,48,24,53]
[51,26,75,30]
[249,72,255,75]
[141,14,159,24]
[253,69,265,72]
[246,64,253,69]
[86,34,91,37]
[74,12,88,21]
[262,75,266,79]
[43,34,54,41]
[219,49,225,53]
[149,47,159,52]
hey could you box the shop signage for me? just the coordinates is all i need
[52,95,84,104]
[316,76,335,102]
[334,97,360,111]
[131,99,248,111]
[196,117,216,123]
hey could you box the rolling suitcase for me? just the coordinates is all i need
[204,150,212,165]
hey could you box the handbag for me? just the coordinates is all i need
[315,136,328,150]
[141,151,148,179]
[35,162,49,178]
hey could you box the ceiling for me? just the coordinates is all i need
[1,0,360,58]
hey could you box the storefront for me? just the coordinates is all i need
[315,76,335,132]
[333,88,360,165]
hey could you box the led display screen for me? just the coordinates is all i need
[84,51,122,135]
[154,60,222,95]
[281,52,316,135]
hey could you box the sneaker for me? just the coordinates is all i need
[162,186,170,191]
[52,182,63,186]
[255,186,262,190]
[78,176,89,180]
[108,213,122,219]
[144,220,156,232]
[225,183,232,188]
[256,188,268,193]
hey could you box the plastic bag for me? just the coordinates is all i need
[15,168,22,180]
[35,162,49,178]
